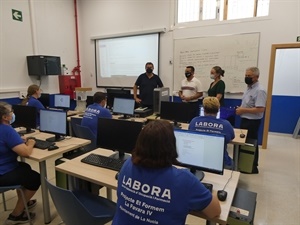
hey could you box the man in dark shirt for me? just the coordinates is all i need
[133,62,163,109]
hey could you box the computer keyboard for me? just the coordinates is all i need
[81,153,125,171]
[34,139,55,150]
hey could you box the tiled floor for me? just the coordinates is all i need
[0,133,299,225]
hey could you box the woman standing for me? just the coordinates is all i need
[0,102,40,224]
[207,66,225,106]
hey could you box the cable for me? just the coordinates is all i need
[222,167,234,191]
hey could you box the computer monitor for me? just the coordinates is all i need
[97,118,143,160]
[86,95,94,107]
[39,93,50,108]
[174,129,225,181]
[11,105,37,134]
[54,94,70,110]
[106,88,132,110]
[160,101,200,126]
[39,109,67,142]
[113,98,135,119]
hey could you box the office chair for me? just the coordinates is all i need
[70,117,82,137]
[0,185,33,225]
[45,179,116,225]
[76,124,97,151]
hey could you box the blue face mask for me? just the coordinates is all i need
[10,113,16,124]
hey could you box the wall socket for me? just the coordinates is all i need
[19,91,27,99]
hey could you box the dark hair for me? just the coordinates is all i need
[21,84,40,105]
[0,102,11,123]
[212,66,225,77]
[93,92,106,104]
[132,120,178,168]
[186,66,195,73]
[145,62,154,68]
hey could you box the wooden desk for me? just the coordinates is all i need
[56,148,240,225]
[20,130,91,224]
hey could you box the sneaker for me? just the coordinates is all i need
[6,211,36,225]
[27,199,37,210]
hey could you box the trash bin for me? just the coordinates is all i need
[238,138,257,173]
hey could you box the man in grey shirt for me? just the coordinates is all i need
[236,67,267,174]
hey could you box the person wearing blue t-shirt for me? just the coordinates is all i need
[112,120,221,225]
[133,62,164,109]
[21,84,45,126]
[81,92,112,136]
[189,97,235,168]
[0,102,40,224]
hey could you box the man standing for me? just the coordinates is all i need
[236,67,267,174]
[179,66,203,103]
[81,92,112,136]
[133,62,163,109]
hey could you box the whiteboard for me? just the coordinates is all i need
[173,33,260,93]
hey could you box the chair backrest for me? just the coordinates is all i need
[45,179,115,225]
[76,124,97,151]
[70,117,82,137]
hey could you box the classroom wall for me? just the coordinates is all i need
[0,0,77,97]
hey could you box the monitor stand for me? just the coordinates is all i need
[46,134,65,142]
[173,121,182,129]
[190,168,205,181]
[109,151,130,161]
[18,128,35,135]
[118,115,131,120]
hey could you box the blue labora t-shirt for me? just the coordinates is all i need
[112,157,212,225]
[81,103,112,136]
[188,116,235,166]
[0,124,24,175]
[27,96,45,126]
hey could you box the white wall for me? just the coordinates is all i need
[77,0,300,98]
[0,0,77,98]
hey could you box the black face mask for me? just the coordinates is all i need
[185,73,192,78]
[146,68,153,74]
[245,77,253,85]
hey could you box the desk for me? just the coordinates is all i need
[20,130,91,224]
[56,148,240,225]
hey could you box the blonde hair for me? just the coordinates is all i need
[21,84,40,105]
[203,97,220,114]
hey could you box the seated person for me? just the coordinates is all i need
[112,120,221,225]
[0,102,40,224]
[81,92,112,136]
[189,97,235,169]
[21,84,45,126]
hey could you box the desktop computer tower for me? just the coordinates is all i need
[238,138,257,173]
[153,87,170,115]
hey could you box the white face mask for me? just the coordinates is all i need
[210,74,215,80]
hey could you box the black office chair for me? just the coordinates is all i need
[0,185,33,225]
[70,117,82,137]
[76,124,97,151]
[45,179,116,225]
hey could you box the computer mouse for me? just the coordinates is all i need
[240,133,245,138]
[48,145,59,151]
[217,190,227,201]
[115,172,119,180]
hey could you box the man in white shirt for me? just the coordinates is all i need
[179,66,203,102]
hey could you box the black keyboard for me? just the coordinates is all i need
[81,153,125,171]
[202,182,213,192]
[34,139,54,150]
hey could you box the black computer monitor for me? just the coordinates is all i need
[106,88,132,110]
[39,93,50,108]
[160,101,200,126]
[113,98,135,119]
[54,94,70,110]
[86,95,94,107]
[174,129,225,181]
[39,109,67,142]
[97,118,143,160]
[11,105,37,134]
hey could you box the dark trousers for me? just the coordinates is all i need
[240,118,261,169]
